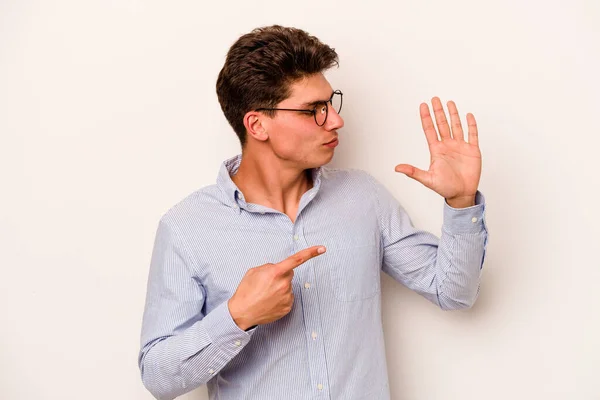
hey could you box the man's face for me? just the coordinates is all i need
[261,73,344,169]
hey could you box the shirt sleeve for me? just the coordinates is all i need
[138,218,257,400]
[365,172,489,310]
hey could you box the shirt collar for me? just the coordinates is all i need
[216,154,324,209]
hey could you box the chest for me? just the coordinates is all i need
[189,192,382,310]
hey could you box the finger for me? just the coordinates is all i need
[431,97,452,140]
[280,269,295,281]
[394,164,433,189]
[277,246,326,274]
[467,113,479,146]
[419,103,439,146]
[447,101,464,141]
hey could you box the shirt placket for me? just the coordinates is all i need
[292,215,331,399]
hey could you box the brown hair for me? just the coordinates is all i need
[216,25,339,147]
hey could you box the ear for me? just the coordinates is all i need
[243,111,269,143]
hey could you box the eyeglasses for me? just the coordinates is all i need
[255,90,343,126]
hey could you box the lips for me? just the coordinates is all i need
[324,138,338,145]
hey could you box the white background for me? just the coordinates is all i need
[1,0,599,399]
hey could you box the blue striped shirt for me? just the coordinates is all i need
[138,154,489,400]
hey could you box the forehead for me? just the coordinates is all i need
[284,73,334,106]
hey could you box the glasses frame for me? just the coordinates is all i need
[255,90,343,126]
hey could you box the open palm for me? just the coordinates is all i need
[395,97,482,203]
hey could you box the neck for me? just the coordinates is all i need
[231,150,313,215]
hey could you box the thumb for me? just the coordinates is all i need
[394,164,431,187]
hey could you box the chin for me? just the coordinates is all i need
[309,153,334,169]
[281,148,334,170]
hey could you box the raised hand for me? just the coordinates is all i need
[228,246,326,330]
[394,97,482,208]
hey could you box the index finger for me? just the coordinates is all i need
[420,103,440,146]
[276,246,326,274]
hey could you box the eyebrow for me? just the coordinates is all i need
[300,91,335,108]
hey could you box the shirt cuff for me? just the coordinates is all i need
[202,300,256,358]
[442,190,487,234]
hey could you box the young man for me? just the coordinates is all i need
[138,25,488,400]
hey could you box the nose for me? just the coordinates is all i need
[325,107,344,131]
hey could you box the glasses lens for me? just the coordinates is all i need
[314,102,328,126]
[330,92,342,114]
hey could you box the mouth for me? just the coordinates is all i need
[323,138,339,148]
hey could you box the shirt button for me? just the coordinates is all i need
[234,340,241,346]
[208,369,215,374]
[471,217,478,223]
[304,282,311,289]
[293,235,299,241]
[311,331,318,340]
[317,384,323,390]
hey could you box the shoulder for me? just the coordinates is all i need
[319,165,377,187]
[317,166,382,206]
[157,184,228,234]
[319,166,399,210]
